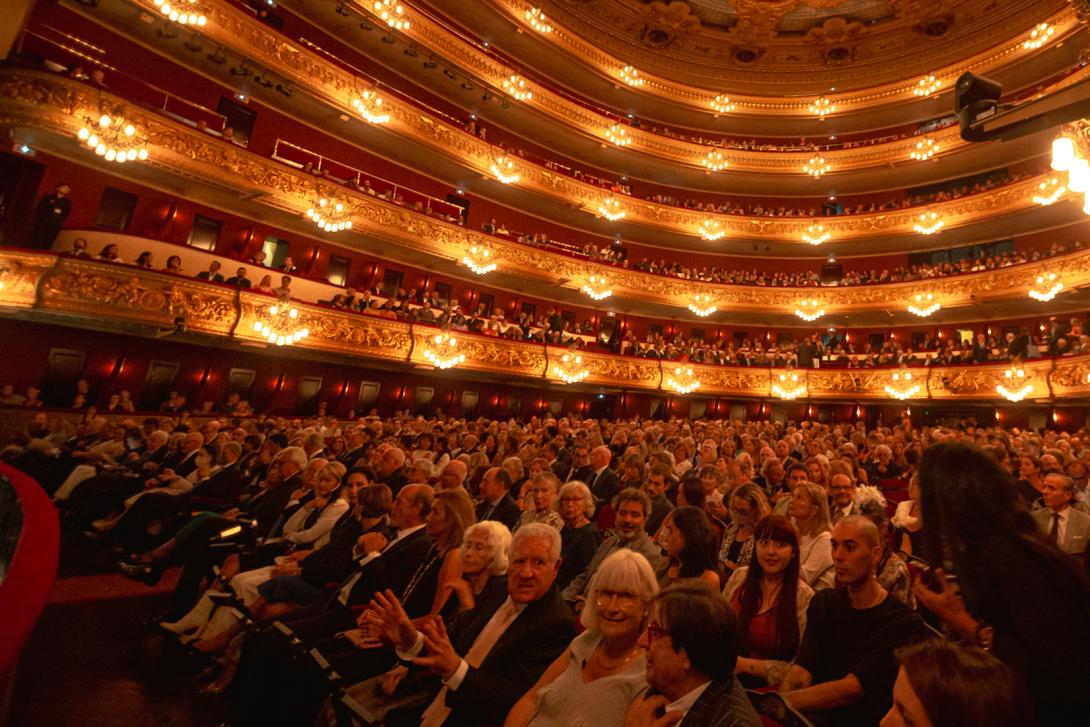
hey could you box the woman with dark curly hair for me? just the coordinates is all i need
[914,442,1090,726]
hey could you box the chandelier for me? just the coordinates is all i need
[666,366,700,395]
[688,294,717,317]
[809,96,835,118]
[699,218,725,241]
[802,223,830,245]
[910,138,939,161]
[701,148,729,172]
[884,371,920,400]
[773,372,807,400]
[1032,177,1067,205]
[794,299,825,322]
[502,74,533,102]
[461,245,496,275]
[490,156,520,184]
[423,331,465,369]
[913,211,944,235]
[252,304,309,346]
[305,195,353,232]
[1022,23,1055,51]
[524,7,552,33]
[373,0,410,30]
[710,94,735,114]
[552,352,588,384]
[351,89,390,124]
[619,65,644,87]
[77,109,149,164]
[597,196,626,221]
[1052,134,1077,172]
[907,293,940,317]
[581,275,613,301]
[804,155,830,178]
[997,367,1033,402]
[605,124,632,147]
[912,74,940,97]
[1028,273,1063,301]
[153,0,207,26]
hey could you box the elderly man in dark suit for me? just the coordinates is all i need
[625,581,762,727]
[370,522,575,727]
[475,466,521,531]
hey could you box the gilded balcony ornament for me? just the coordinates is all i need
[524,7,552,33]
[794,299,825,322]
[501,74,533,102]
[884,371,921,400]
[802,223,830,245]
[76,107,149,164]
[489,155,520,184]
[666,365,700,395]
[373,0,410,30]
[153,0,207,26]
[252,303,309,346]
[1022,23,1055,50]
[907,293,941,317]
[773,371,807,400]
[698,218,725,241]
[1032,177,1067,205]
[913,211,944,235]
[912,74,941,97]
[351,89,390,124]
[581,275,613,301]
[1028,273,1063,301]
[710,94,735,114]
[423,330,465,369]
[461,245,496,275]
[619,65,645,87]
[997,367,1033,402]
[597,195,626,221]
[688,294,717,317]
[701,148,729,172]
[604,123,632,147]
[305,194,353,232]
[552,351,589,384]
[809,96,835,118]
[910,138,939,161]
[803,155,830,178]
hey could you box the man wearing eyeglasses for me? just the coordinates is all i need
[626,581,761,727]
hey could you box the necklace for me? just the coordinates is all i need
[592,641,641,672]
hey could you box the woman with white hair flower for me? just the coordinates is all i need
[505,549,658,727]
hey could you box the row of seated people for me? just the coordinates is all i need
[9,408,1090,726]
[640,167,1030,218]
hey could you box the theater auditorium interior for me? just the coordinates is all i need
[2,0,1090,725]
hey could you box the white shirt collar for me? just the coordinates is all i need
[665,680,712,717]
[392,523,426,543]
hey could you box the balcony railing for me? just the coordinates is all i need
[2,250,1089,402]
[3,68,1089,321]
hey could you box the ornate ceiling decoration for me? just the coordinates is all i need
[521,0,1073,94]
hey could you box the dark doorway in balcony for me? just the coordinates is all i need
[216,96,256,146]
[0,153,44,247]
[588,394,614,419]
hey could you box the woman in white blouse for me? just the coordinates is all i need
[788,481,835,590]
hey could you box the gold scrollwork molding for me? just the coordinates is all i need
[6,252,1090,401]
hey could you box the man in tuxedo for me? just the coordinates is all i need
[32,182,71,249]
[829,473,860,525]
[1033,473,1090,555]
[225,266,253,287]
[475,467,521,530]
[625,581,762,727]
[339,428,367,467]
[587,445,621,506]
[195,260,224,282]
[642,464,675,535]
[374,522,575,727]
[374,446,409,495]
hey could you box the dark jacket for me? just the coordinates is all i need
[475,494,521,532]
[678,676,762,727]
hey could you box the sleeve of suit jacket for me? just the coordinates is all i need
[444,592,574,724]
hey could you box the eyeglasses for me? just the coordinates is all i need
[646,621,669,643]
[594,589,642,610]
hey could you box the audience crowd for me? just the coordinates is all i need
[7,404,1090,726]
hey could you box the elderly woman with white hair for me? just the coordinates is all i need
[557,481,600,591]
[504,549,658,727]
